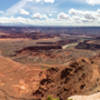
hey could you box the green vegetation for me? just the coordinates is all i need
[47,96,59,100]
[47,96,73,100]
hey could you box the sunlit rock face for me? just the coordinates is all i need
[32,55,100,100]
[68,92,100,100]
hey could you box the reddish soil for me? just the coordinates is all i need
[0,54,100,100]
[0,56,45,100]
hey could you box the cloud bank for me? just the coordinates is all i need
[0,8,100,26]
[0,0,100,26]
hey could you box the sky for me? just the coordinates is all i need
[0,0,100,26]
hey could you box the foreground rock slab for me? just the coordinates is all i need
[68,92,100,100]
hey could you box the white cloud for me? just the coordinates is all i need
[0,16,73,26]
[35,0,55,3]
[97,9,100,13]
[57,12,69,20]
[58,9,100,25]
[77,0,100,5]
[5,0,55,16]
[0,16,27,24]
[69,8,98,22]
[44,0,55,3]
[6,0,32,16]
[0,11,4,15]
[84,12,95,20]
[0,9,100,26]
[69,8,83,16]
[32,13,48,19]
[20,9,29,15]
[86,0,100,5]
[71,0,100,5]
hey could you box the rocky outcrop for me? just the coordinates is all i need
[76,41,100,50]
[33,56,100,100]
[0,55,100,100]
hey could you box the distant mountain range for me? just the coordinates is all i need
[0,26,100,35]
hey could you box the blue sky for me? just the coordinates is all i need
[0,0,100,26]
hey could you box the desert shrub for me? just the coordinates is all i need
[47,96,59,100]
[47,96,73,100]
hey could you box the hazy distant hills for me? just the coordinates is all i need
[0,26,100,35]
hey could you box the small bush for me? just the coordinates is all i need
[47,96,59,100]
